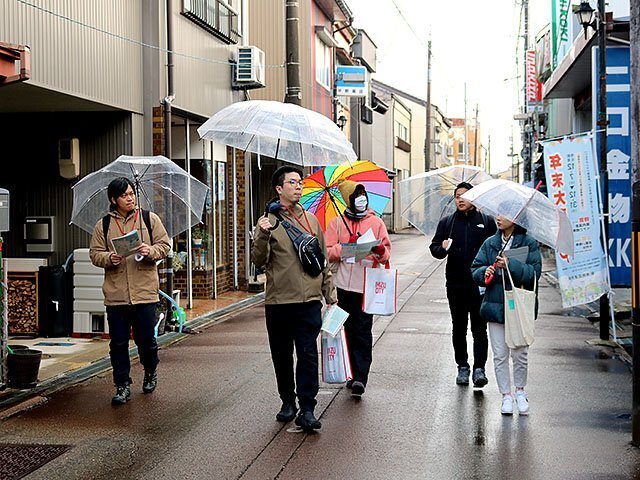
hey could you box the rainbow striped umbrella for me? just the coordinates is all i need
[300,160,392,231]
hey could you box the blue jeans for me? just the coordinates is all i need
[106,303,159,386]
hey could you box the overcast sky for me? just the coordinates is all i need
[347,0,549,174]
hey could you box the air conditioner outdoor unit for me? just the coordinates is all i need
[232,46,266,90]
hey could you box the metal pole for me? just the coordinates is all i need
[0,238,6,388]
[473,104,479,167]
[629,0,640,447]
[164,0,175,313]
[598,0,610,341]
[523,0,532,183]
[285,0,301,105]
[464,82,468,164]
[425,39,432,171]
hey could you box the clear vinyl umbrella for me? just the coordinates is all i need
[398,165,493,237]
[197,100,357,166]
[461,179,574,256]
[70,155,209,237]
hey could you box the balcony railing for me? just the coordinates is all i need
[182,0,241,44]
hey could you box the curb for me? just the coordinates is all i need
[0,293,265,414]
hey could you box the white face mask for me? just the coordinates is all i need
[354,195,368,212]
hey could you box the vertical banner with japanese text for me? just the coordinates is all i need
[542,134,610,307]
[593,46,632,286]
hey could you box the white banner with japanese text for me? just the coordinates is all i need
[542,133,610,308]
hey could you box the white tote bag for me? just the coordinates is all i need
[362,262,397,316]
[321,328,353,384]
[502,259,537,349]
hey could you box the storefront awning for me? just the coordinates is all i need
[542,29,596,100]
[0,82,120,113]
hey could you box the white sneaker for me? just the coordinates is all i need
[501,395,513,415]
[515,390,529,415]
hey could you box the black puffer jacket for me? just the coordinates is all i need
[430,209,496,287]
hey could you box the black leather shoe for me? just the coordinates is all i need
[143,370,157,394]
[111,384,131,405]
[346,380,353,389]
[276,402,297,422]
[295,411,322,432]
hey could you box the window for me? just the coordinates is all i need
[182,0,241,44]
[315,36,331,89]
[396,122,409,143]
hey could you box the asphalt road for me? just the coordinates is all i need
[1,231,639,479]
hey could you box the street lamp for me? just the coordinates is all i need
[575,0,610,343]
[336,115,347,131]
[575,1,596,38]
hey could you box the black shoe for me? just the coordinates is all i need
[111,384,131,405]
[143,370,158,394]
[351,381,365,398]
[295,411,322,432]
[346,380,353,389]
[456,366,470,385]
[472,368,488,388]
[276,402,297,422]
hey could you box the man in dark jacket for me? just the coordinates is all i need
[429,182,496,387]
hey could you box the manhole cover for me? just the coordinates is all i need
[34,342,75,347]
[0,443,72,479]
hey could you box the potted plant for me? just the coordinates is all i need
[191,225,206,248]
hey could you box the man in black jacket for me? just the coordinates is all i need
[430,182,496,387]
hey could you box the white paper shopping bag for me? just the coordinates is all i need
[362,262,397,316]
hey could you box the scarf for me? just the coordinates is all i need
[343,207,368,221]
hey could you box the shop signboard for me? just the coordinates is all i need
[593,46,631,287]
[551,0,573,68]
[335,65,367,97]
[542,133,610,307]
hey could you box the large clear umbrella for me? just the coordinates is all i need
[197,100,357,166]
[461,178,574,256]
[70,155,209,237]
[398,165,493,237]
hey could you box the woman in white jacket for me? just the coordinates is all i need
[325,180,391,398]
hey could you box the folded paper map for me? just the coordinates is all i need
[340,228,381,262]
[111,229,141,257]
[321,304,350,337]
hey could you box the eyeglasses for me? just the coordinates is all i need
[119,192,136,199]
[283,179,304,187]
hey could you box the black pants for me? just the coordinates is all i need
[337,288,373,386]
[446,285,487,370]
[106,303,159,386]
[265,301,322,412]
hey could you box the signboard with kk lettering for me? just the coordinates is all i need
[593,46,631,287]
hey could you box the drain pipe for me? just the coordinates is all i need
[163,0,175,311]
[232,147,238,289]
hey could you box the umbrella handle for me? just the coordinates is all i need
[485,262,498,285]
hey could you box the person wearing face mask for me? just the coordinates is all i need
[325,180,391,398]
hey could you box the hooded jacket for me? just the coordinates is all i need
[89,210,171,306]
[430,208,496,287]
[324,210,391,293]
[470,231,542,324]
[251,202,337,305]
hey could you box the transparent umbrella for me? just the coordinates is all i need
[461,179,574,256]
[197,100,357,166]
[70,155,209,237]
[398,165,493,237]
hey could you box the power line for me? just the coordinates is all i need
[16,0,286,69]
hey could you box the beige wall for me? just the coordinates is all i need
[170,0,241,118]
[3,0,144,113]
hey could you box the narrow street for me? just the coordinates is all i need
[1,231,639,479]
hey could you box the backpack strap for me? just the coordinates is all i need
[141,209,153,244]
[102,214,110,245]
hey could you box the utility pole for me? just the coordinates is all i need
[285,0,301,105]
[473,104,479,166]
[425,39,432,171]
[597,0,610,341]
[522,0,532,183]
[464,82,468,164]
[629,0,639,446]
[487,134,491,174]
